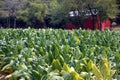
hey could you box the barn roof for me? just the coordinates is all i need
[69,9,99,17]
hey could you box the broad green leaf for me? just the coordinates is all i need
[92,63,104,80]
[52,59,62,71]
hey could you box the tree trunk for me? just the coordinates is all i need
[88,4,95,30]
[14,16,16,28]
[99,16,102,30]
[43,22,47,28]
[92,15,95,30]
[8,15,10,28]
[7,10,10,28]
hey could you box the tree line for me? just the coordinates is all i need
[0,0,119,29]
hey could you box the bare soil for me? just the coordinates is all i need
[0,69,13,80]
[0,71,9,80]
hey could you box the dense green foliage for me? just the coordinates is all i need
[0,0,119,28]
[0,0,55,27]
[0,29,120,79]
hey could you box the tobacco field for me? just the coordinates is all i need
[0,29,120,80]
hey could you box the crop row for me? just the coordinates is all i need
[0,29,120,80]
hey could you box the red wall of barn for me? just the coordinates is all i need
[66,17,111,30]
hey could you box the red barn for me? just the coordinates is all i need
[84,17,111,30]
[66,9,111,30]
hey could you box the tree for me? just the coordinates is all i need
[0,0,60,28]
[0,0,6,17]
[0,0,26,28]
[49,0,69,28]
[17,0,51,28]
[116,0,120,24]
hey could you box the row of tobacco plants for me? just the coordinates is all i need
[0,28,120,80]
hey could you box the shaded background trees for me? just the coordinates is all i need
[0,0,119,28]
[116,0,120,24]
[0,0,54,28]
[17,0,49,28]
[0,0,27,28]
